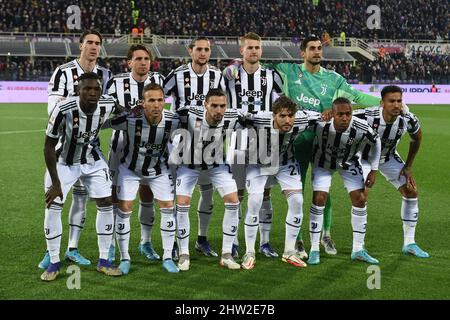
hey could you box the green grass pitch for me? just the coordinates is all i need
[0,103,449,300]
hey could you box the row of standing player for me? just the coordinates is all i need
[39,30,429,281]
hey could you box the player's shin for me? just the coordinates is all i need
[197,184,214,240]
[115,209,131,261]
[96,205,114,260]
[401,197,418,246]
[139,201,155,244]
[45,204,63,264]
[285,192,303,253]
[160,207,176,260]
[259,196,273,246]
[351,206,367,252]
[244,193,263,254]
[222,202,239,254]
[176,204,191,255]
[309,204,325,251]
[68,184,88,249]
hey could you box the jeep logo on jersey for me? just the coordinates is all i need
[127,98,142,109]
[138,142,164,151]
[74,129,99,139]
[187,93,206,102]
[296,93,321,107]
[238,89,263,98]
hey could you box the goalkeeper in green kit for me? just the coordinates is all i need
[224,35,381,259]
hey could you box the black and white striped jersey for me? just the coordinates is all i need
[244,110,321,165]
[225,65,284,113]
[47,59,111,115]
[174,107,242,170]
[311,117,380,170]
[109,110,180,176]
[353,106,420,164]
[106,72,165,110]
[106,72,165,154]
[46,95,116,165]
[163,63,225,113]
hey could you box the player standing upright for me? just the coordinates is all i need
[354,85,429,258]
[224,32,284,259]
[164,37,225,258]
[39,29,111,269]
[106,44,165,263]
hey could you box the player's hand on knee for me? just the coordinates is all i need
[45,184,63,208]
[365,170,377,188]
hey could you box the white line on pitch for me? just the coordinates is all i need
[0,129,45,135]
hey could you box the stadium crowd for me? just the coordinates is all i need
[2,52,449,84]
[1,0,449,40]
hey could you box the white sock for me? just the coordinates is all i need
[176,204,190,256]
[233,196,245,246]
[45,203,63,264]
[110,203,118,248]
[259,196,273,246]
[244,193,263,254]
[139,201,155,244]
[96,205,114,260]
[401,197,418,246]
[67,184,88,249]
[285,192,303,254]
[160,207,176,260]
[116,208,131,261]
[197,184,214,237]
[222,202,239,255]
[351,206,367,252]
[309,204,324,252]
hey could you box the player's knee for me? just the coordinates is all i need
[352,192,367,207]
[158,200,174,209]
[96,197,112,208]
[138,184,154,202]
[313,192,327,206]
[223,192,239,204]
[118,200,133,212]
[177,196,191,206]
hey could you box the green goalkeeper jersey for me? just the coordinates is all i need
[265,63,381,112]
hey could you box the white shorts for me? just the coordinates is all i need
[116,163,175,202]
[176,165,237,198]
[246,161,302,194]
[108,130,124,186]
[44,160,112,204]
[362,156,406,190]
[312,163,365,193]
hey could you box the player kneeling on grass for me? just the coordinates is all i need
[105,83,181,274]
[354,85,429,258]
[307,97,381,265]
[240,96,322,269]
[41,73,124,281]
